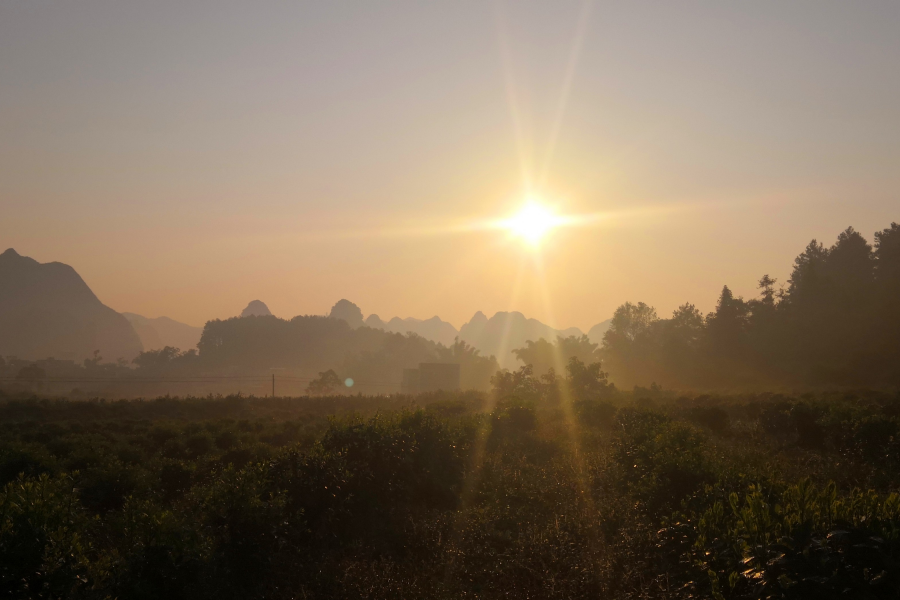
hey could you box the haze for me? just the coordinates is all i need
[2,1,900,329]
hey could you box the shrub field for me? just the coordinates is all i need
[1,390,899,599]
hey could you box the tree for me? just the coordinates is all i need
[603,302,658,347]
[512,335,599,376]
[872,223,900,381]
[781,228,877,382]
[443,338,499,390]
[826,226,874,292]
[668,303,704,347]
[84,350,102,369]
[757,274,777,306]
[705,286,748,358]
[490,365,541,401]
[874,222,900,286]
[565,357,613,401]
[133,346,182,370]
[786,240,829,302]
[585,222,900,388]
[600,302,659,387]
[648,303,706,385]
[306,369,343,396]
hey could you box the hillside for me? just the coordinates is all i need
[587,318,612,345]
[123,313,203,352]
[459,311,584,367]
[332,300,607,367]
[0,249,143,362]
[365,313,459,347]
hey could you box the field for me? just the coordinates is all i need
[2,389,899,599]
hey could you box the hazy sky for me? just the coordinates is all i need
[3,1,899,330]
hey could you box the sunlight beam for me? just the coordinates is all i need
[538,0,594,189]
[270,199,712,244]
[494,2,533,192]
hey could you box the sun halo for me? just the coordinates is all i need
[503,201,560,247]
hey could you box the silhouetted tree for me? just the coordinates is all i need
[306,369,343,396]
[491,365,541,401]
[757,274,777,306]
[596,222,900,388]
[875,223,900,287]
[601,302,659,386]
[133,346,182,369]
[604,302,658,346]
[565,356,613,401]
[84,350,102,369]
[655,303,705,384]
[705,286,748,359]
[442,338,499,390]
[513,335,600,377]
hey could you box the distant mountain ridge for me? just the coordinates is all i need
[0,249,609,367]
[365,314,459,347]
[0,248,143,362]
[123,313,203,352]
[241,300,272,317]
[458,311,586,367]
[587,319,612,345]
[329,299,608,368]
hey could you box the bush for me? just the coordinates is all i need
[489,398,537,446]
[575,398,617,428]
[0,392,898,598]
[0,444,57,486]
[0,474,91,599]
[614,409,711,512]
[685,406,730,433]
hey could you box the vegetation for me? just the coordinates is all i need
[2,374,899,598]
[601,223,900,388]
[197,315,499,393]
[0,318,499,397]
[3,223,900,597]
[7,222,900,400]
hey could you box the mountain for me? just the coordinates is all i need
[458,311,584,368]
[330,299,607,368]
[365,314,459,347]
[329,299,364,328]
[587,318,612,345]
[122,313,203,352]
[241,300,272,317]
[0,248,143,362]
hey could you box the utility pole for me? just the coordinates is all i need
[272,373,275,398]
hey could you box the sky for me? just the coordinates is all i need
[2,1,900,330]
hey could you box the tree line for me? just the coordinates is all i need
[600,222,900,388]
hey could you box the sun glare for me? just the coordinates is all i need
[504,202,558,246]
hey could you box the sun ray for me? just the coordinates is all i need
[269,197,730,245]
[531,251,605,566]
[538,0,594,189]
[441,253,528,584]
[494,1,533,192]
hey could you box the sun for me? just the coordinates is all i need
[503,201,559,246]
